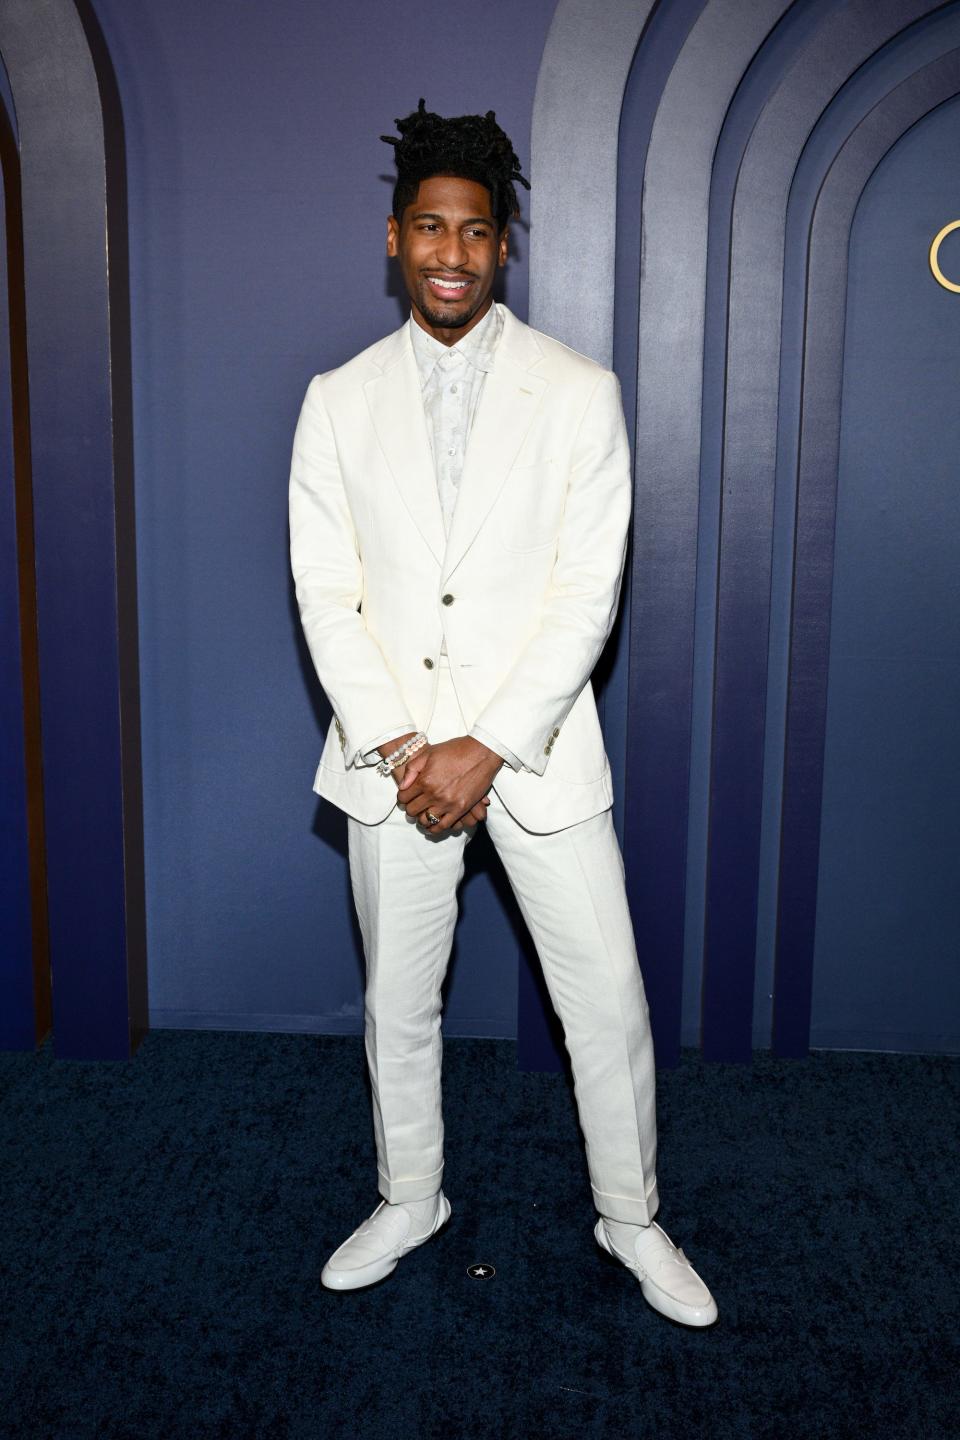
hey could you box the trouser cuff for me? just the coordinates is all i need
[593,1180,660,1226]
[377,1163,444,1205]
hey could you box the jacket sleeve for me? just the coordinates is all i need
[469,369,631,775]
[358,726,419,767]
[288,375,418,761]
[468,724,523,773]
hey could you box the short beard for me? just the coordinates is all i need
[415,285,488,331]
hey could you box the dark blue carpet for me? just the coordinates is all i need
[0,1032,956,1438]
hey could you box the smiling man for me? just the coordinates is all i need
[288,99,717,1326]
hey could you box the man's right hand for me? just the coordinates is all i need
[379,733,489,831]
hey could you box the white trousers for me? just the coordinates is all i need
[346,656,660,1225]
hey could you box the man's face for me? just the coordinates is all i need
[386,173,509,345]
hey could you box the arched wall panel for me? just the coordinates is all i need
[681,0,857,1055]
[776,50,960,1054]
[752,2,960,1050]
[526,0,717,1070]
[0,81,49,1050]
[618,0,795,1066]
[530,0,810,1070]
[531,0,960,1066]
[529,0,660,367]
[703,0,949,1062]
[0,0,145,1059]
[523,0,703,1071]
[608,0,707,846]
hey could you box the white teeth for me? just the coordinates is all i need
[430,277,469,289]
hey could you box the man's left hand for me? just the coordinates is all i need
[396,736,503,833]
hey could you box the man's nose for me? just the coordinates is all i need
[435,232,469,269]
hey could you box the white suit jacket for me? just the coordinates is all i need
[288,302,632,833]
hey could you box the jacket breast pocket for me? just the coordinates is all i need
[497,459,565,553]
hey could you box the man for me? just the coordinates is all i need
[288,99,717,1326]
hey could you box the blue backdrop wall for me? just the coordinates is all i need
[86,0,557,1039]
[6,0,957,1057]
[811,95,960,1051]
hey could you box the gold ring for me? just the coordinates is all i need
[425,811,441,826]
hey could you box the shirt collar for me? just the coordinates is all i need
[408,300,503,385]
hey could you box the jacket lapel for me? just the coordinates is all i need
[361,304,549,575]
[442,306,548,583]
[362,323,446,564]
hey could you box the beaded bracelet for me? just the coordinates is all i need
[376,731,427,778]
[377,732,427,776]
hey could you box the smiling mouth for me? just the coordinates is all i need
[423,274,474,299]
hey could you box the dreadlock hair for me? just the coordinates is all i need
[381,98,531,234]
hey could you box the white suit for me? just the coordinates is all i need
[289,303,659,1225]
[289,302,627,833]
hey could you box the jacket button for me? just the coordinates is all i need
[543,745,551,755]
[423,657,434,669]
[441,593,455,606]
[552,728,560,737]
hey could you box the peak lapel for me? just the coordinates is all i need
[362,324,446,566]
[442,308,548,583]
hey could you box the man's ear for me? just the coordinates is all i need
[386,214,400,257]
[498,224,509,266]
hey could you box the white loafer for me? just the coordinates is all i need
[595,1217,718,1327]
[321,1193,451,1291]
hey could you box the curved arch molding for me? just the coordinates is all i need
[774,46,960,1057]
[522,0,659,1072]
[0,0,145,1059]
[0,83,50,1049]
[619,0,793,1069]
[704,0,948,1062]
[529,0,659,365]
[530,0,959,1067]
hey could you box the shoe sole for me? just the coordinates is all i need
[322,1194,452,1292]
[594,1219,719,1328]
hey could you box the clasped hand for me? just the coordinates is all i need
[393,736,502,834]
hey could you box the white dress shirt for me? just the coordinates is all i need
[359,300,523,773]
[410,296,502,549]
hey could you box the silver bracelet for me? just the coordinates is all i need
[376,731,427,777]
